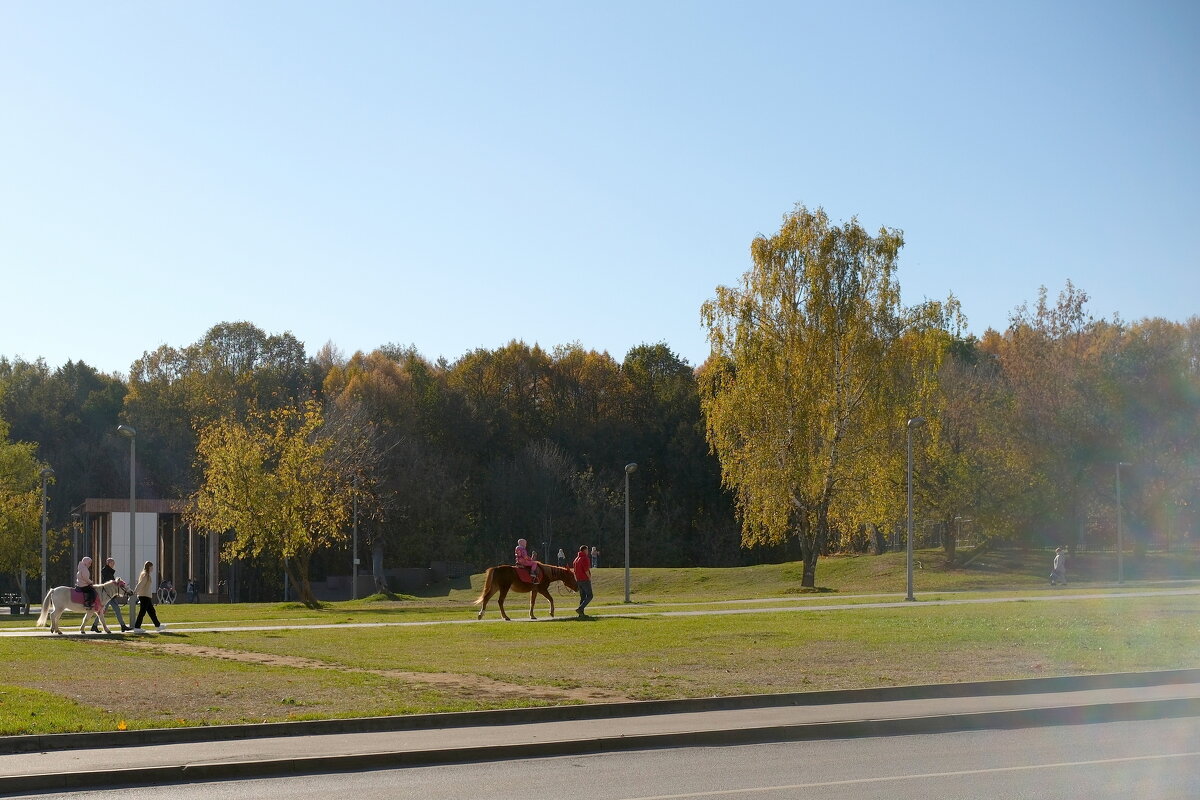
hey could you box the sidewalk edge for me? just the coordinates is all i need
[3,696,1198,795]
[4,667,1199,756]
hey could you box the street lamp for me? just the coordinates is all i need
[906,417,926,602]
[117,425,137,582]
[351,475,359,601]
[40,467,54,600]
[1116,462,1132,584]
[624,462,637,603]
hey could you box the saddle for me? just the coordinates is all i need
[71,587,98,610]
[515,566,540,583]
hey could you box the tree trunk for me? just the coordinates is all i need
[284,552,320,608]
[870,524,888,554]
[371,540,391,595]
[795,511,827,589]
[943,519,957,565]
[801,534,820,585]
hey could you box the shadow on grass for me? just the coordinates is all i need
[404,577,475,598]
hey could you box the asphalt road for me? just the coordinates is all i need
[10,717,1198,800]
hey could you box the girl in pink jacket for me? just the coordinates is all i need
[515,538,541,583]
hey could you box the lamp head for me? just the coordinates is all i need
[41,467,55,479]
[117,424,137,438]
[907,416,926,428]
[625,463,638,474]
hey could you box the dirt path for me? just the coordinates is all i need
[121,639,633,704]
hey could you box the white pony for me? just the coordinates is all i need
[36,580,129,635]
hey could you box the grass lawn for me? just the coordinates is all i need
[1,548,1197,736]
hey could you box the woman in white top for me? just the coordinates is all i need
[132,561,166,631]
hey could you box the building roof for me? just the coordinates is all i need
[82,498,187,514]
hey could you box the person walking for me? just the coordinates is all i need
[573,545,594,617]
[590,546,599,569]
[1050,547,1067,586]
[91,557,131,633]
[186,578,198,603]
[132,561,166,632]
[556,548,566,566]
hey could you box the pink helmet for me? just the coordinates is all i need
[517,538,527,547]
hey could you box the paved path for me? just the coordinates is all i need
[3,585,1197,637]
[2,671,1199,794]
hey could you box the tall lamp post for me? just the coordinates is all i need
[623,462,637,603]
[117,425,137,582]
[906,417,926,602]
[1116,461,1132,584]
[351,476,359,601]
[40,467,54,600]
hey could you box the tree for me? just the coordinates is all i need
[0,358,127,527]
[323,348,475,571]
[993,283,1115,548]
[0,416,45,590]
[186,400,354,607]
[622,343,737,566]
[699,205,949,587]
[125,321,313,499]
[916,338,1031,561]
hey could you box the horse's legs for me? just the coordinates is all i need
[497,585,511,621]
[476,588,493,620]
[545,586,555,618]
[528,587,537,620]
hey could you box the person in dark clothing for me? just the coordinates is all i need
[91,557,131,632]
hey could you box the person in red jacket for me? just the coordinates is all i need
[572,545,593,617]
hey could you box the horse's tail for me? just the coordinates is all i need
[472,568,496,605]
[35,591,51,627]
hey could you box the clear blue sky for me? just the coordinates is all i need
[3,1,1197,376]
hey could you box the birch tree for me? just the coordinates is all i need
[699,205,949,587]
[0,417,44,587]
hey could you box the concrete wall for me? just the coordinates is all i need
[108,512,159,586]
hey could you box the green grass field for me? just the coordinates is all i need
[1,549,1197,736]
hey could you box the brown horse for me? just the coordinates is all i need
[474,562,578,620]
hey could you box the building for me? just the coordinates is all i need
[77,499,216,597]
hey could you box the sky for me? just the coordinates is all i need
[2,1,1197,376]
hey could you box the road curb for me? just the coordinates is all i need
[4,667,1199,756]
[4,696,1198,795]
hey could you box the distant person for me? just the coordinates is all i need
[590,546,599,569]
[573,545,594,617]
[91,557,131,633]
[132,561,167,632]
[557,548,566,566]
[1050,547,1067,586]
[186,578,198,603]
